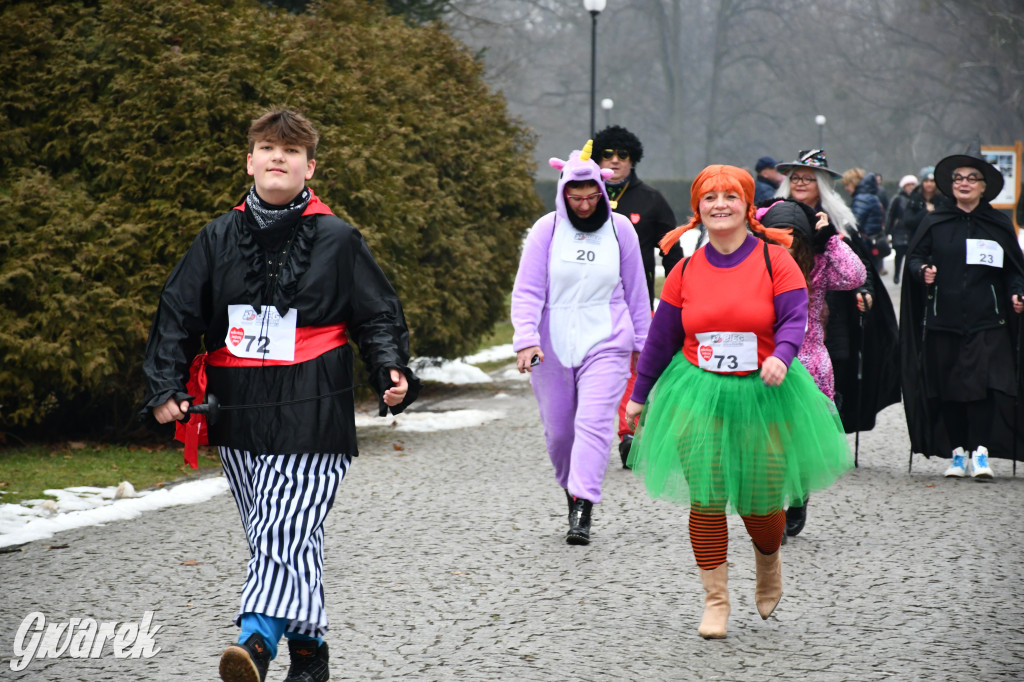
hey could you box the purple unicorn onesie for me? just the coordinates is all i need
[512,140,650,545]
[801,235,866,399]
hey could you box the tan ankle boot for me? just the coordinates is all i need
[753,540,782,619]
[697,563,730,639]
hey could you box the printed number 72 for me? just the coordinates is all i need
[244,335,270,353]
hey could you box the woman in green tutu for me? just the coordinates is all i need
[624,164,852,639]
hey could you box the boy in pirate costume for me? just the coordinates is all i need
[143,109,419,682]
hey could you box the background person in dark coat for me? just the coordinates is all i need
[754,156,783,204]
[887,174,918,284]
[901,144,1024,478]
[592,125,683,466]
[903,166,953,244]
[843,168,887,274]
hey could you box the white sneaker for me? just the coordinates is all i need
[970,446,994,479]
[944,447,968,477]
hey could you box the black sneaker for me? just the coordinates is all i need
[219,633,271,682]
[619,435,634,469]
[283,639,330,682]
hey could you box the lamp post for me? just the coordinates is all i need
[601,98,614,129]
[815,114,827,150]
[583,0,606,136]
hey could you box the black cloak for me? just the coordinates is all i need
[832,231,901,433]
[898,203,1024,460]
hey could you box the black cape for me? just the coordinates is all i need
[833,232,901,432]
[898,203,1024,460]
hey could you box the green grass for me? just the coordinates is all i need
[0,444,222,506]
[0,300,519,509]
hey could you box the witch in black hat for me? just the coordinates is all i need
[900,141,1024,478]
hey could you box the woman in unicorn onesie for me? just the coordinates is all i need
[512,140,650,546]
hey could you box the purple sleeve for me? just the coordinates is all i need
[631,301,685,403]
[821,234,867,291]
[510,216,554,351]
[772,288,808,367]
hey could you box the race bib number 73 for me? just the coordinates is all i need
[225,305,298,361]
[695,331,758,373]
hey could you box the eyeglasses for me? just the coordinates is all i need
[565,192,603,205]
[952,173,984,185]
[601,149,631,161]
[789,174,817,186]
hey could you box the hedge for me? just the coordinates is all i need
[0,0,543,435]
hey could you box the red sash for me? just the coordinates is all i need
[174,323,347,468]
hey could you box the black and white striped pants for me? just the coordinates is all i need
[220,448,351,638]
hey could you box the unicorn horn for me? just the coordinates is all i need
[579,139,594,162]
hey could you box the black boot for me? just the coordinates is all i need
[566,497,593,545]
[785,499,808,537]
[564,488,573,520]
[283,640,330,682]
[219,633,271,682]
[619,434,634,469]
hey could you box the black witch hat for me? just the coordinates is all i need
[934,137,1004,203]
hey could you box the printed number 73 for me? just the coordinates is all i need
[714,354,739,370]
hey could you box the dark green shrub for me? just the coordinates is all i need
[0,0,543,435]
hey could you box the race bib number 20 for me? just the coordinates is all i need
[225,305,298,361]
[695,331,758,373]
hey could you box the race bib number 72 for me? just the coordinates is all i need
[695,331,758,373]
[225,305,298,361]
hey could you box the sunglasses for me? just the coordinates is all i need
[601,149,631,161]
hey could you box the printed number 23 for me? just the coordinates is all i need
[576,249,596,262]
[979,253,994,264]
[244,335,270,353]
[715,354,739,370]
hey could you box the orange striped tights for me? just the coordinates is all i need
[689,507,785,570]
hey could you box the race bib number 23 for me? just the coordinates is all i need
[965,239,1003,268]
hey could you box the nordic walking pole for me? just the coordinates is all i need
[1011,303,1019,477]
[854,306,865,468]
[911,279,934,473]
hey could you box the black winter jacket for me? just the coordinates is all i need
[887,189,914,248]
[850,173,884,237]
[902,187,953,245]
[607,170,682,308]
[142,194,418,456]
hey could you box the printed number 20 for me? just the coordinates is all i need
[576,249,596,262]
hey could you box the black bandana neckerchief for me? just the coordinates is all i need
[244,186,310,230]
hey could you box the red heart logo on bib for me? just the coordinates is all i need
[699,345,713,361]
[229,327,244,346]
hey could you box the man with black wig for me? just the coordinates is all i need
[592,125,683,467]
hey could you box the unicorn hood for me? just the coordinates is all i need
[550,140,614,231]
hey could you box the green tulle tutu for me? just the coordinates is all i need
[627,352,852,515]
